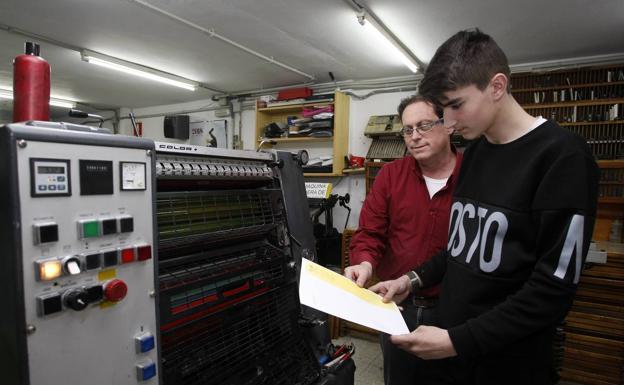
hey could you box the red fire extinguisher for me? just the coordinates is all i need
[13,41,50,122]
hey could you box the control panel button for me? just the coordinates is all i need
[136,360,157,381]
[84,252,102,270]
[121,248,136,264]
[103,250,119,267]
[101,218,117,235]
[86,285,104,303]
[35,258,63,281]
[78,220,100,239]
[63,288,90,311]
[119,216,134,233]
[62,256,82,275]
[134,332,155,353]
[104,279,128,302]
[37,293,63,316]
[33,223,59,245]
[137,245,152,261]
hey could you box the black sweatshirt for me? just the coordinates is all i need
[415,120,599,362]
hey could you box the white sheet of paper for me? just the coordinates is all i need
[299,258,409,335]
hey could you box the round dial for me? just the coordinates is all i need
[63,289,89,311]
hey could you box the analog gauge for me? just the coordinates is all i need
[120,162,146,191]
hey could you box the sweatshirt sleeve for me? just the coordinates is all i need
[448,148,599,358]
[349,165,391,271]
[414,249,448,287]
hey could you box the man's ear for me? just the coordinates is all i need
[490,73,508,101]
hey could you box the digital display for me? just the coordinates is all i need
[30,158,71,198]
[38,166,65,174]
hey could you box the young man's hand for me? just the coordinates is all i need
[369,275,411,304]
[344,261,373,287]
[390,325,457,359]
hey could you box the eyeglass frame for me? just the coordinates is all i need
[400,118,444,136]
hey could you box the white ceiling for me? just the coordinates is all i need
[0,0,623,115]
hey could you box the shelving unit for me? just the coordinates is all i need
[255,91,350,177]
[365,161,386,195]
[512,66,624,383]
[511,65,624,160]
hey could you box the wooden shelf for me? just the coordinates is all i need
[598,160,624,168]
[255,91,349,176]
[512,81,624,93]
[341,167,365,175]
[560,121,624,127]
[257,101,333,113]
[520,98,624,109]
[599,197,624,204]
[303,172,344,177]
[257,136,333,144]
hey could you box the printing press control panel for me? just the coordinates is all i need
[1,124,160,385]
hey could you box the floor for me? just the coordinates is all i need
[333,332,384,385]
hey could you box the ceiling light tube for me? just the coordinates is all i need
[81,51,197,91]
[0,89,76,108]
[358,13,419,73]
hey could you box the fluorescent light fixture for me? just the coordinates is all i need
[358,13,418,73]
[81,50,197,91]
[0,87,77,108]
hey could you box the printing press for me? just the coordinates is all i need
[1,121,353,385]
[154,143,325,385]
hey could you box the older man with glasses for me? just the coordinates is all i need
[344,94,462,385]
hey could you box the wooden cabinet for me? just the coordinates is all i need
[512,66,624,384]
[594,160,624,242]
[365,161,386,195]
[255,91,350,177]
[560,242,624,385]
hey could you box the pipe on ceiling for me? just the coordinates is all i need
[129,0,315,81]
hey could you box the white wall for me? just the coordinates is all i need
[315,90,414,231]
[115,89,416,233]
[117,98,231,147]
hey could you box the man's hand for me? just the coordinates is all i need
[344,262,373,287]
[390,325,457,360]
[369,275,411,304]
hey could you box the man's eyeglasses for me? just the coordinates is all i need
[401,118,444,136]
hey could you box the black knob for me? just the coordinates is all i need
[63,289,89,311]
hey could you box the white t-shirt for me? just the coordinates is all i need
[423,175,449,198]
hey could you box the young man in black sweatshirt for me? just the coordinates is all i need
[370,29,599,385]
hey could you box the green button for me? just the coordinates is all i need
[83,221,100,238]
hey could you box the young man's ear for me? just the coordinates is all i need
[490,73,508,101]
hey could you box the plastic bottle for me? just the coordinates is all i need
[13,42,50,122]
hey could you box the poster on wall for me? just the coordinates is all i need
[190,120,228,148]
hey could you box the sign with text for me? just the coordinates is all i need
[305,182,332,199]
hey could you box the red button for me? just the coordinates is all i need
[121,247,135,264]
[137,245,152,261]
[104,279,128,302]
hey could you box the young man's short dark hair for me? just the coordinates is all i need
[397,94,443,122]
[419,28,511,105]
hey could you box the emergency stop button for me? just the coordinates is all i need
[104,279,128,302]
